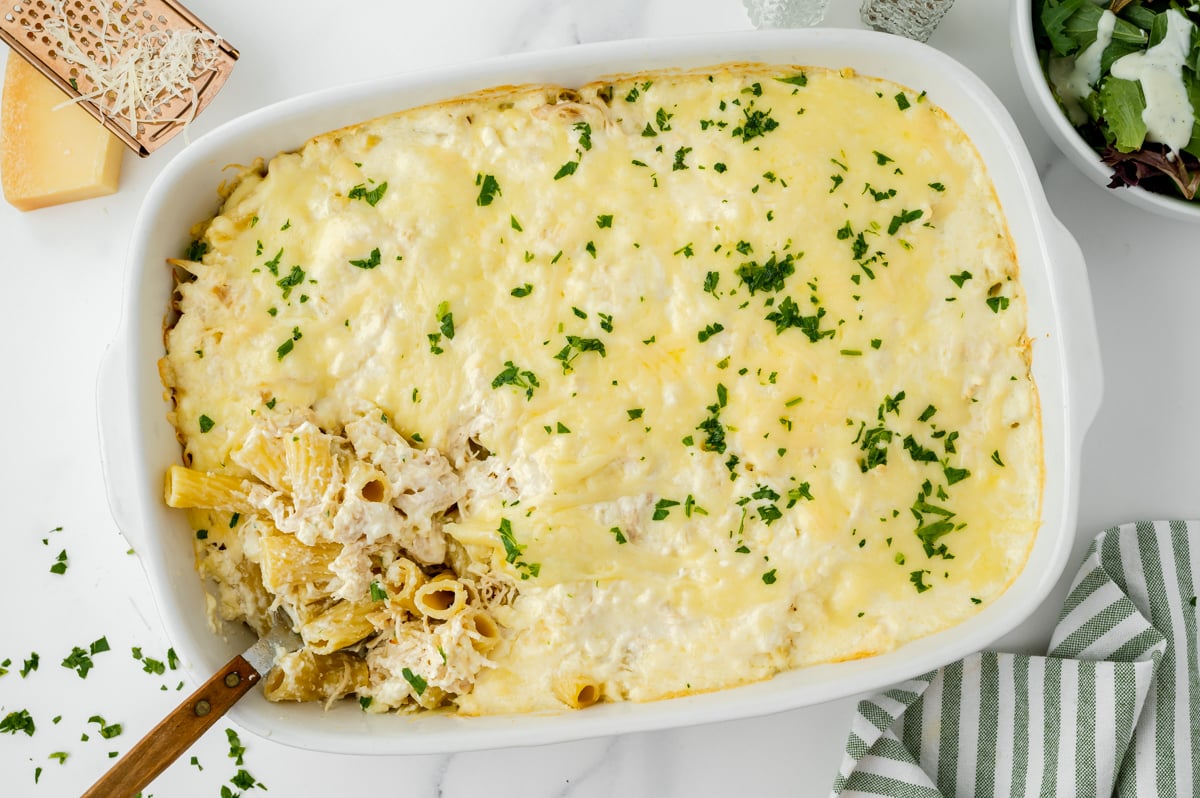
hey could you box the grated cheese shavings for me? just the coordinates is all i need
[42,0,224,136]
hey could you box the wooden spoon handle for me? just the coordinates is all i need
[81,654,261,798]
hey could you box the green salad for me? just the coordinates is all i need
[1034,0,1200,203]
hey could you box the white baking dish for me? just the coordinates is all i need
[97,28,1102,755]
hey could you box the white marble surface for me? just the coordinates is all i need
[0,1,1196,795]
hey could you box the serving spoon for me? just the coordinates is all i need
[81,617,297,798]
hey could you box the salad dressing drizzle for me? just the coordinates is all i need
[1110,8,1196,155]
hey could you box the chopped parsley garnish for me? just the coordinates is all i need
[652,498,680,521]
[349,247,381,269]
[610,526,628,544]
[713,162,728,173]
[887,209,924,235]
[672,146,692,171]
[475,173,501,206]
[62,639,108,678]
[776,72,808,87]
[655,107,673,131]
[786,483,814,506]
[987,296,1010,313]
[49,550,68,575]
[641,123,658,138]
[731,105,779,142]
[574,121,593,151]
[762,569,778,585]
[496,518,540,579]
[703,271,720,296]
[736,252,796,294]
[88,715,122,739]
[491,361,540,399]
[510,283,534,297]
[918,404,938,422]
[596,214,613,228]
[369,580,388,602]
[944,465,971,485]
[185,239,208,261]
[263,248,283,276]
[992,450,1005,466]
[765,296,834,342]
[276,326,303,360]
[554,161,579,180]
[276,264,305,298]
[0,709,35,736]
[873,151,894,165]
[510,214,523,231]
[909,570,932,593]
[402,667,428,696]
[553,336,606,374]
[895,92,911,110]
[929,181,946,192]
[348,181,388,206]
[626,408,644,420]
[698,322,725,343]
[950,270,973,288]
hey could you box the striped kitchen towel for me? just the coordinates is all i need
[830,519,1198,797]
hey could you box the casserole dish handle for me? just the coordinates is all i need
[1048,219,1103,431]
[96,339,146,552]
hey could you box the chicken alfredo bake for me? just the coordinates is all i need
[159,63,1042,716]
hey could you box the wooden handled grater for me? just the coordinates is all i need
[1,0,238,156]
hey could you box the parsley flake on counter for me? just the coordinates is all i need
[0,709,35,736]
[49,549,68,575]
[88,715,122,739]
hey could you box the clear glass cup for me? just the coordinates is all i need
[743,0,831,28]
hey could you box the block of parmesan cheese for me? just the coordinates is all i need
[1,55,122,211]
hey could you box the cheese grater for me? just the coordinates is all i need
[1,0,237,156]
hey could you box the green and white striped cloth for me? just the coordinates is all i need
[830,519,1198,797]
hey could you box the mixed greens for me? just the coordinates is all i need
[1034,0,1200,202]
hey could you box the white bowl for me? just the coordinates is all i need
[1011,0,1200,224]
[97,29,1102,755]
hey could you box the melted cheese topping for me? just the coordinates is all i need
[162,64,1042,715]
